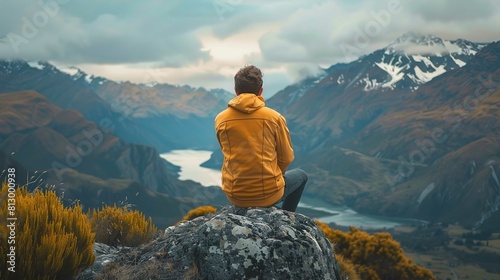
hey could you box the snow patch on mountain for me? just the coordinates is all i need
[59,66,80,76]
[414,65,446,83]
[374,61,405,89]
[417,183,436,206]
[143,82,158,88]
[312,77,322,84]
[362,75,381,91]
[411,55,433,67]
[27,61,46,70]
[337,74,344,85]
[354,33,486,92]
[58,66,95,84]
[450,55,466,67]
[85,75,94,84]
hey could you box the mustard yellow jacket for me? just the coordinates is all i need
[215,93,294,207]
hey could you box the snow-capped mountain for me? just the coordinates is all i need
[58,65,101,85]
[55,63,233,119]
[0,60,98,85]
[269,32,487,128]
[265,34,500,230]
[0,59,232,116]
[269,32,486,116]
[346,32,487,92]
[0,59,232,151]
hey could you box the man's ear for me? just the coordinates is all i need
[257,88,263,96]
[234,87,239,96]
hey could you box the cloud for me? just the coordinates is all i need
[391,43,455,55]
[1,0,499,95]
[0,0,212,65]
[256,1,395,79]
[408,0,494,22]
[255,0,500,81]
[210,1,324,39]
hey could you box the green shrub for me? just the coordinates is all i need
[0,182,95,280]
[90,204,158,247]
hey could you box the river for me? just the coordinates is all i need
[160,149,418,229]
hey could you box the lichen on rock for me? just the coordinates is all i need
[77,205,342,279]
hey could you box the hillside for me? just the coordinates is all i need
[350,41,500,229]
[274,36,500,230]
[0,61,232,151]
[0,91,226,228]
[268,32,486,153]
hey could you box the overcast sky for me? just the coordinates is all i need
[1,0,499,97]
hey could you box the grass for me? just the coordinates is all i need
[406,251,500,280]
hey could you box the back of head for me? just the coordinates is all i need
[234,65,263,95]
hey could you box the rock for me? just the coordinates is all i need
[77,205,343,279]
[75,243,124,279]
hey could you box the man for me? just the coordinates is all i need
[214,65,307,212]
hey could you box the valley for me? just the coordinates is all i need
[390,224,500,279]
[267,35,500,232]
[1,32,499,238]
[2,1,500,278]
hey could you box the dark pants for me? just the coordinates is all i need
[277,168,308,212]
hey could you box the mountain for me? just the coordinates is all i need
[266,34,499,230]
[0,60,233,152]
[0,90,226,228]
[203,33,486,160]
[348,41,500,229]
[268,32,487,152]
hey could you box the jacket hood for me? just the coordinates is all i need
[228,93,265,113]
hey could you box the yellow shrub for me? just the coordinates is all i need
[315,221,435,280]
[0,182,95,280]
[90,204,158,247]
[178,205,217,223]
[335,254,361,280]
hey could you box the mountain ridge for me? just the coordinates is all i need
[278,38,500,229]
[0,90,227,228]
[0,60,232,151]
[268,33,488,151]
[2,32,498,230]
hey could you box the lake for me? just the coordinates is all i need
[160,149,419,229]
[160,150,221,187]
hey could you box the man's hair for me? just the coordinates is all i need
[234,65,263,94]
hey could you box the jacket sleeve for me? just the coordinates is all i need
[276,115,294,173]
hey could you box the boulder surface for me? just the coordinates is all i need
[77,205,342,279]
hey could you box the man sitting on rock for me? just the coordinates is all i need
[215,65,307,212]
